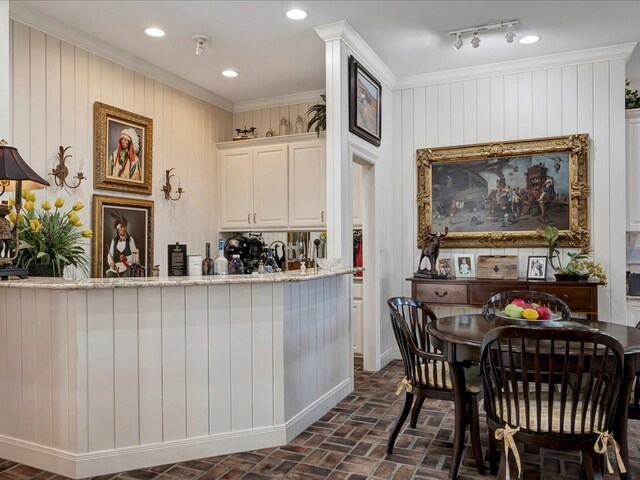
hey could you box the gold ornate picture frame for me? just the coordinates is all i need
[94,102,153,195]
[416,134,590,249]
[92,195,154,278]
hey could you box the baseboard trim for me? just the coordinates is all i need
[0,378,353,479]
[379,346,396,368]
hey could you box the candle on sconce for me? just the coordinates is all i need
[78,158,84,174]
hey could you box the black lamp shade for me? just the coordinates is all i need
[0,145,50,186]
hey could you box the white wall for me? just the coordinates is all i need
[395,52,628,324]
[7,21,233,276]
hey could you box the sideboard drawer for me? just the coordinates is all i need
[414,283,468,304]
[531,286,594,311]
[469,284,516,305]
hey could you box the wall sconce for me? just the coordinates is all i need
[50,146,86,189]
[161,168,184,201]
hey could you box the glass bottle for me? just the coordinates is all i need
[213,239,228,275]
[263,248,278,273]
[202,242,214,275]
[279,116,289,135]
[295,115,304,134]
[229,254,244,275]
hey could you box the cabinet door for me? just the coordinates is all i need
[253,145,289,228]
[353,162,363,228]
[288,141,326,228]
[628,110,640,230]
[220,148,253,230]
[352,298,363,355]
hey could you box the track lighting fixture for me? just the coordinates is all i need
[193,35,209,56]
[449,20,519,51]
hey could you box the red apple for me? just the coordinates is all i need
[536,305,552,320]
[511,299,527,308]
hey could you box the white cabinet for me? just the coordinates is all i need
[219,145,288,230]
[288,140,326,228]
[627,109,640,230]
[353,279,363,355]
[353,162,363,228]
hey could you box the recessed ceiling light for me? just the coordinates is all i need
[519,35,540,44]
[286,9,307,20]
[222,70,239,78]
[145,27,165,38]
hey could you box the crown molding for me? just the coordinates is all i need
[314,21,397,90]
[233,89,325,113]
[9,2,234,112]
[396,42,637,90]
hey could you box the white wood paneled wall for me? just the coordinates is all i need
[7,21,234,277]
[396,60,626,323]
[233,102,315,138]
[0,277,352,477]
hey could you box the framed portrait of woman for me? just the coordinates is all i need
[94,102,153,195]
[527,255,547,280]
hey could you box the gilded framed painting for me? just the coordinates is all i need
[348,55,381,147]
[416,134,590,249]
[94,102,153,195]
[92,195,154,278]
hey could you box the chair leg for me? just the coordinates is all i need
[496,445,508,480]
[581,449,603,480]
[410,396,426,428]
[387,392,414,455]
[450,396,467,480]
[469,395,486,475]
[488,426,498,475]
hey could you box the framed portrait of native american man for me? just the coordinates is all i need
[415,134,590,249]
[94,102,153,195]
[92,195,154,278]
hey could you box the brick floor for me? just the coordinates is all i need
[0,360,638,479]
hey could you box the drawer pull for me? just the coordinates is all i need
[248,213,251,223]
[434,290,448,298]
[254,213,257,223]
[562,294,569,301]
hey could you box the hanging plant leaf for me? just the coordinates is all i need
[306,94,326,137]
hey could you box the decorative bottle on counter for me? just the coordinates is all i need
[294,115,304,134]
[229,254,244,275]
[202,242,214,275]
[213,239,228,275]
[279,116,289,135]
[263,248,278,273]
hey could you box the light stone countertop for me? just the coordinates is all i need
[0,267,360,290]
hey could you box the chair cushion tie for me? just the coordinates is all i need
[495,424,521,479]
[594,429,627,474]
[395,377,413,395]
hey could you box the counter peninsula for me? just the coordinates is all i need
[0,268,356,478]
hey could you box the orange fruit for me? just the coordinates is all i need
[522,308,539,320]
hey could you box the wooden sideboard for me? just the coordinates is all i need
[408,277,603,319]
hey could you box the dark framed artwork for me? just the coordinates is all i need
[527,255,547,280]
[348,56,381,147]
[92,195,154,278]
[416,134,590,249]
[94,102,153,195]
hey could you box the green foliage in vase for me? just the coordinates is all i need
[539,225,607,283]
[11,192,93,276]
[306,94,326,137]
[627,79,640,109]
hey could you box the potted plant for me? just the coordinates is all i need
[540,225,607,283]
[626,79,640,110]
[11,191,93,277]
[306,94,326,137]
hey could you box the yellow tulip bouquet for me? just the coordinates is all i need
[11,191,93,276]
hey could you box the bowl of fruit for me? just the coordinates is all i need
[495,298,563,323]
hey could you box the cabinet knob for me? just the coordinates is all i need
[434,290,448,298]
[321,210,325,222]
[254,213,257,223]
[248,213,251,223]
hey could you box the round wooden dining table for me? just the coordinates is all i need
[427,314,640,480]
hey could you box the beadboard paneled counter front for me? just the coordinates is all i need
[0,269,355,478]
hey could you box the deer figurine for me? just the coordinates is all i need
[418,226,448,275]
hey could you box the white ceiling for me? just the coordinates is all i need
[10,0,640,109]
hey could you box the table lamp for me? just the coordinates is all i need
[0,139,50,279]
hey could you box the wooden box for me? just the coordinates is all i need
[476,255,518,279]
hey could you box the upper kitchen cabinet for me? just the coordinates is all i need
[353,162,363,228]
[288,140,326,229]
[219,144,289,230]
[627,109,640,231]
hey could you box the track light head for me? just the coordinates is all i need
[452,33,463,51]
[193,34,209,56]
[505,30,515,43]
[470,33,480,48]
